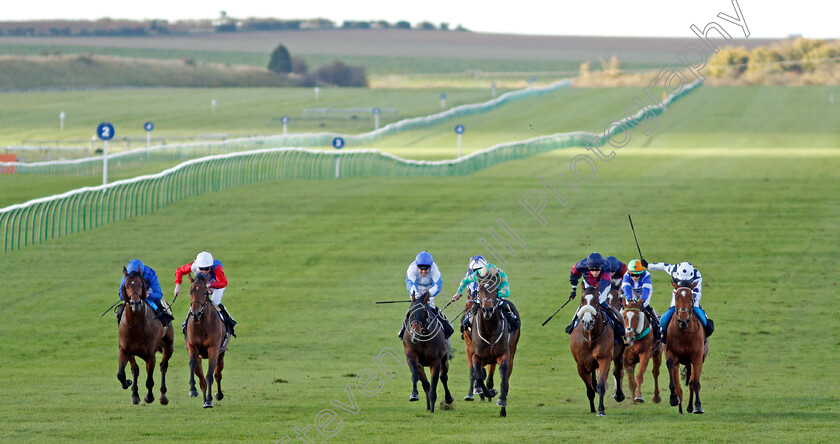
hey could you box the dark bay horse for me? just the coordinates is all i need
[402,291,454,413]
[462,299,496,403]
[569,286,625,416]
[606,288,623,312]
[665,283,709,414]
[466,284,520,417]
[118,268,174,405]
[186,273,227,408]
[621,298,662,404]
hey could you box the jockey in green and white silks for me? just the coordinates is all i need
[646,260,714,341]
[452,258,518,332]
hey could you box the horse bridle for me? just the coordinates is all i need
[474,291,506,346]
[123,276,146,328]
[406,301,440,343]
[675,288,700,333]
[189,283,212,321]
[579,291,607,343]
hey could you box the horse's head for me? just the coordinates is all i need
[122,267,146,313]
[477,281,499,321]
[188,272,211,322]
[621,298,644,346]
[576,287,601,332]
[673,282,698,331]
[407,291,432,344]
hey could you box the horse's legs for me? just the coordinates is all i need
[203,350,217,408]
[595,357,611,416]
[576,364,596,413]
[144,355,156,404]
[117,349,131,390]
[428,362,440,413]
[129,355,140,405]
[407,359,421,402]
[691,353,704,414]
[159,336,172,406]
[652,344,663,403]
[471,356,490,403]
[188,350,199,398]
[625,361,638,404]
[612,348,625,403]
[486,363,497,400]
[215,352,225,401]
[463,334,475,400]
[496,355,511,417]
[666,352,683,414]
[636,352,651,403]
[440,356,454,405]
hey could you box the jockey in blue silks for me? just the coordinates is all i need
[117,259,173,326]
[621,259,661,342]
[645,260,714,343]
[398,251,453,339]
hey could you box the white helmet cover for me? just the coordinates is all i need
[469,256,488,272]
[195,251,214,268]
[673,262,695,281]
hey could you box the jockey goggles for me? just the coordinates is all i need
[417,265,431,271]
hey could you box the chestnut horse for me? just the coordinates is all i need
[466,284,520,417]
[186,273,227,408]
[117,268,174,405]
[569,286,625,416]
[621,298,662,404]
[402,291,454,413]
[665,283,709,414]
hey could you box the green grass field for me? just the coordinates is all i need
[0,84,838,442]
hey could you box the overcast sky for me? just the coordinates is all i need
[4,0,836,39]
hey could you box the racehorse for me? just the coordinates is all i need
[665,283,709,414]
[117,268,174,405]
[569,286,625,416]
[606,287,623,312]
[186,272,227,408]
[402,291,454,413]
[462,300,497,402]
[621,297,662,404]
[466,283,520,417]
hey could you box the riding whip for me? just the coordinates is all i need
[628,214,645,262]
[100,300,122,317]
[375,300,412,304]
[541,296,574,327]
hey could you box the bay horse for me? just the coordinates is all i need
[402,291,454,413]
[569,286,625,416]
[117,268,174,405]
[665,283,709,414]
[621,298,662,404]
[186,272,227,408]
[466,283,520,417]
[462,299,497,402]
[606,287,623,312]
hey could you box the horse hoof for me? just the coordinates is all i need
[131,396,140,405]
[653,395,662,404]
[488,389,498,398]
[500,407,507,417]
[597,411,606,417]
[634,396,645,404]
[464,395,474,401]
[687,405,694,413]
[670,395,680,407]
[694,406,704,414]
[614,392,625,403]
[409,394,419,402]
[496,398,507,407]
[215,392,224,401]
[203,402,213,408]
[189,389,198,398]
[121,381,131,390]
[144,395,154,404]
[160,395,169,406]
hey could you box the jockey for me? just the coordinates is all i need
[565,252,625,343]
[646,260,714,342]
[117,259,174,326]
[605,256,627,292]
[452,260,519,333]
[621,259,661,342]
[399,251,453,339]
[455,255,485,332]
[174,251,237,343]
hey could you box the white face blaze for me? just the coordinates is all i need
[625,311,635,333]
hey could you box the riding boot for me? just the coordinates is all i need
[611,308,626,344]
[181,313,190,337]
[461,315,471,333]
[565,315,578,334]
[704,317,715,337]
[398,310,409,339]
[153,304,173,327]
[115,304,125,325]
[220,332,231,351]
[433,306,455,339]
[501,301,520,332]
[218,304,237,337]
[645,305,661,343]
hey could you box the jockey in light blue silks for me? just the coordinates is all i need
[117,259,173,326]
[646,260,714,343]
[398,251,453,339]
[621,259,661,342]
